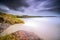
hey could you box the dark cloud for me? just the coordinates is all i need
[36,0,43,1]
[0,0,29,10]
[0,0,60,13]
[44,0,60,8]
[0,8,7,12]
[35,0,60,12]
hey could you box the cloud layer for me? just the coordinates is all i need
[0,0,60,15]
[0,0,29,10]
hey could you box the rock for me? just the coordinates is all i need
[0,30,42,40]
[0,12,24,25]
[0,12,24,33]
[0,23,11,33]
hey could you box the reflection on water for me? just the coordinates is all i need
[22,17,60,40]
[1,17,60,40]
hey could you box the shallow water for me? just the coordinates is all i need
[1,17,60,40]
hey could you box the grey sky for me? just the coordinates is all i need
[0,0,60,16]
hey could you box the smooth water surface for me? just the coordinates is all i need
[2,17,60,40]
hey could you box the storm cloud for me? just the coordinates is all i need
[0,0,60,15]
[0,0,29,10]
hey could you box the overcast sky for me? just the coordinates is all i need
[0,0,60,16]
